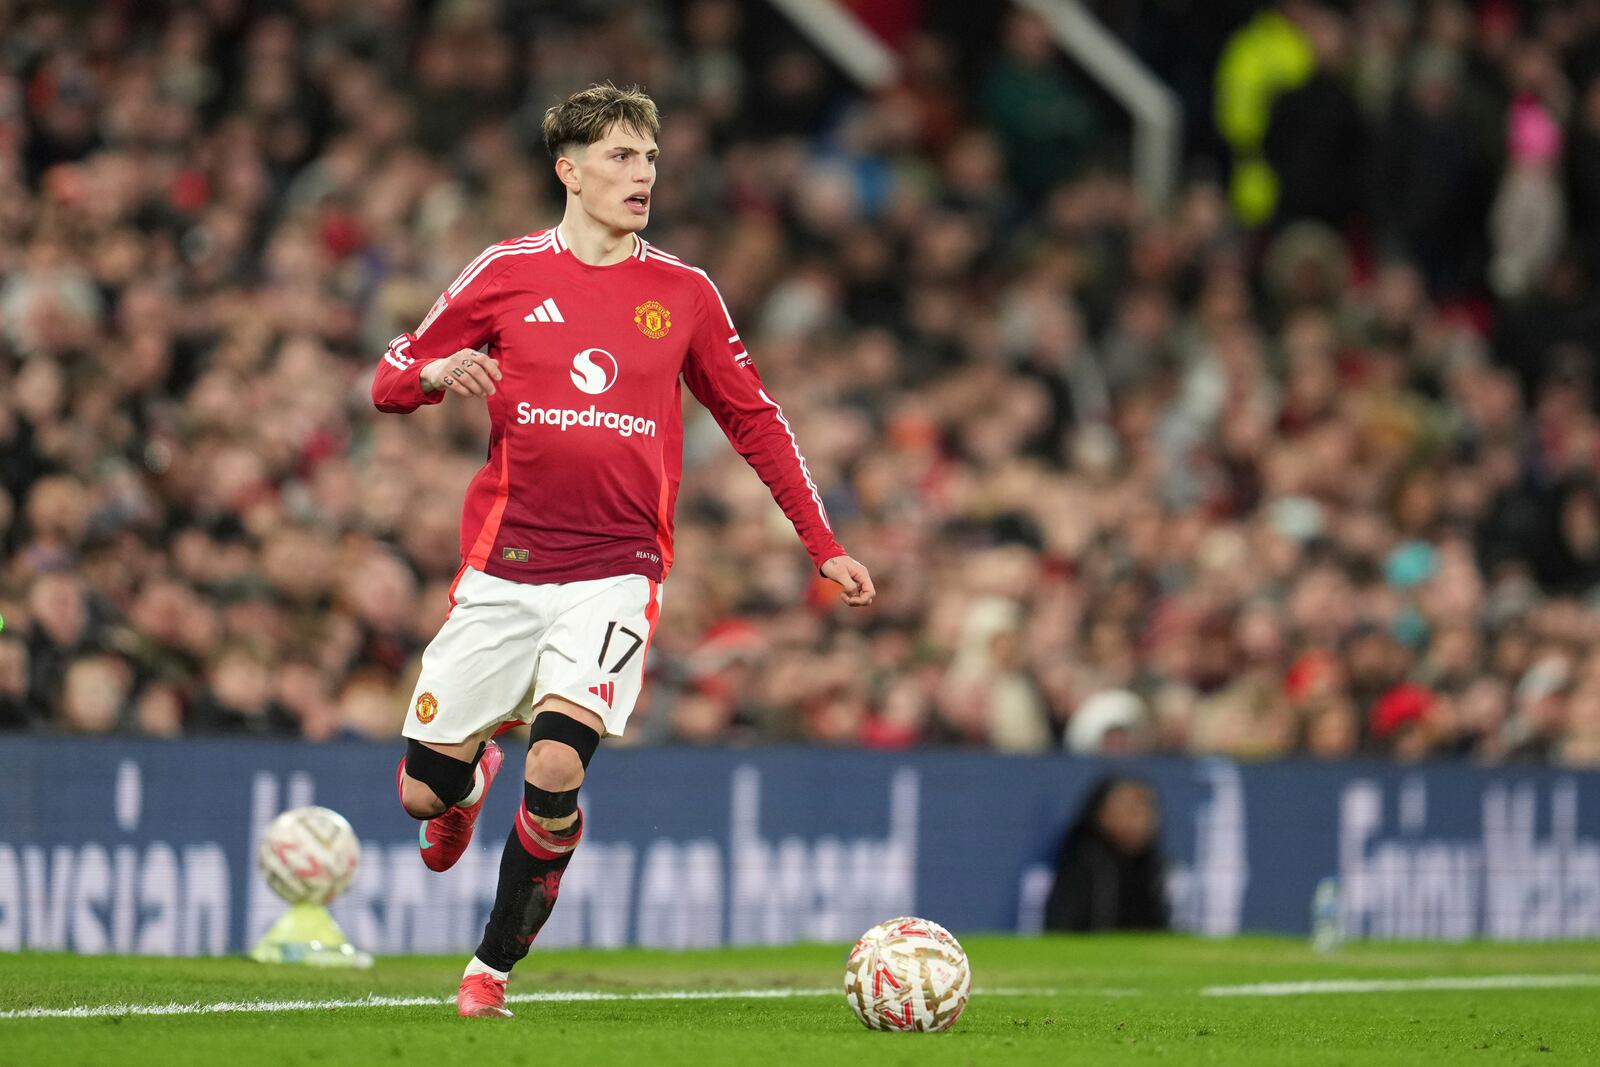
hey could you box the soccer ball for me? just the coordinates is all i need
[257,806,360,906]
[844,916,971,1032]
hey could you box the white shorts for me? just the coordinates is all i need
[402,567,661,742]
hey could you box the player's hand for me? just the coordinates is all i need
[821,555,875,607]
[421,350,502,398]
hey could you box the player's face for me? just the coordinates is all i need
[577,124,658,234]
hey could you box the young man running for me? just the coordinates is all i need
[371,83,875,1018]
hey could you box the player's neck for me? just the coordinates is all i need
[556,215,639,267]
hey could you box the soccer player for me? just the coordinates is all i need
[371,84,875,1018]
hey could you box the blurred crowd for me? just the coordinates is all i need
[4,0,1600,766]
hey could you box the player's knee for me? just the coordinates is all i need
[400,739,480,819]
[399,775,447,820]
[525,712,600,791]
[526,739,585,790]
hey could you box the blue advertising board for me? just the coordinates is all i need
[0,740,1596,955]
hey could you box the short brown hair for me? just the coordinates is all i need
[542,83,660,160]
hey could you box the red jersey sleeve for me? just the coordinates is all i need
[681,273,846,571]
[371,243,509,413]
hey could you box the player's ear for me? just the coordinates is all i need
[555,155,580,195]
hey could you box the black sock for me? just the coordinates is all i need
[474,789,582,973]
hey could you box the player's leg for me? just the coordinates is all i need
[397,567,543,872]
[456,575,658,1018]
[397,729,509,873]
[460,699,601,1011]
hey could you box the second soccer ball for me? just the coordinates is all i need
[257,805,361,906]
[844,916,971,1032]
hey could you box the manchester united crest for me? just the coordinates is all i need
[634,299,671,339]
[415,691,438,725]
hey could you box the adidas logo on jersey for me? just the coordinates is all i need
[587,681,615,707]
[524,297,565,323]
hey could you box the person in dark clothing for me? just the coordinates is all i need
[1372,45,1499,298]
[1541,475,1600,596]
[1264,7,1367,231]
[1044,776,1171,932]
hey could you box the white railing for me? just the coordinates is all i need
[761,0,1181,212]
[1013,0,1183,213]
[764,0,899,90]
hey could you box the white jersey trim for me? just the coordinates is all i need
[447,235,554,298]
[384,336,415,370]
[759,387,832,533]
[643,248,736,332]
[446,235,548,293]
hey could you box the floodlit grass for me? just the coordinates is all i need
[3,936,1598,1065]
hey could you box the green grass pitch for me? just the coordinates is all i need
[2,936,1598,1065]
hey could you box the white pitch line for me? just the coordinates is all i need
[1202,975,1600,998]
[0,986,1065,1021]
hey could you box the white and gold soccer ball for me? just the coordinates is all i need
[844,916,971,1032]
[257,806,361,906]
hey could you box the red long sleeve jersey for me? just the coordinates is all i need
[372,227,844,585]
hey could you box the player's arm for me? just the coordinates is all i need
[371,247,508,413]
[681,277,874,607]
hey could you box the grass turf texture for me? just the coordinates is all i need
[2,936,1598,1065]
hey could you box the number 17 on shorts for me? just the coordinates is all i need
[530,573,660,737]
[588,619,645,707]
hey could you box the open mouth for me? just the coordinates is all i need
[626,193,650,212]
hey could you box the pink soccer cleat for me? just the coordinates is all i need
[417,740,505,872]
[457,972,513,1018]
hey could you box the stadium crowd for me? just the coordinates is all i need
[3,0,1600,765]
